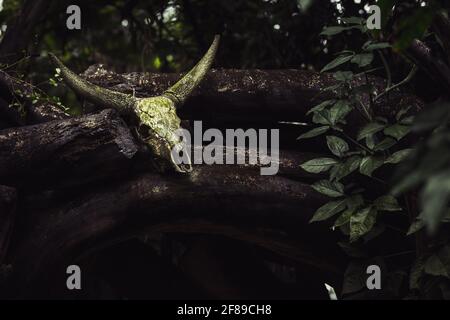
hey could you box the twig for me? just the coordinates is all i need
[374,65,418,102]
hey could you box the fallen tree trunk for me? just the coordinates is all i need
[82,66,424,122]
[7,165,342,297]
[0,109,319,189]
[0,109,138,188]
[0,108,345,296]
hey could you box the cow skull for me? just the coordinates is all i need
[49,35,220,173]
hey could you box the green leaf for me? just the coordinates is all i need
[297,126,329,140]
[425,255,449,278]
[321,54,354,73]
[357,122,386,141]
[351,53,374,67]
[384,124,410,140]
[363,42,391,51]
[296,0,314,12]
[374,137,397,151]
[350,207,377,242]
[307,100,335,115]
[312,109,332,125]
[359,156,384,176]
[407,219,425,236]
[334,209,354,227]
[330,156,362,181]
[320,26,349,36]
[329,100,352,125]
[300,157,339,174]
[410,257,425,290]
[310,199,347,222]
[374,195,402,211]
[326,136,349,157]
[311,180,344,197]
[385,149,413,164]
[342,262,366,294]
[420,170,450,233]
[333,71,353,82]
[366,135,376,150]
[341,17,365,25]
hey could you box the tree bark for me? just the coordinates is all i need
[407,39,450,94]
[0,109,138,189]
[0,109,346,296]
[82,66,424,122]
[7,164,342,296]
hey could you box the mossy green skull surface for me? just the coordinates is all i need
[134,96,189,172]
[49,36,220,173]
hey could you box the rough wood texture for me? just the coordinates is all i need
[7,165,342,297]
[0,109,138,188]
[82,66,424,122]
[408,39,450,93]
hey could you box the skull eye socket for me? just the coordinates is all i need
[135,124,152,141]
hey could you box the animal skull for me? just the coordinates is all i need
[49,35,220,173]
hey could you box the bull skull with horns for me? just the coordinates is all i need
[49,35,220,173]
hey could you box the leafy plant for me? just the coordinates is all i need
[299,13,450,299]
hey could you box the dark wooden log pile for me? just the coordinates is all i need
[0,68,424,299]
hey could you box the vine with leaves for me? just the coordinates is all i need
[299,15,450,299]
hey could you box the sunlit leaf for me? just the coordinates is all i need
[351,53,374,67]
[326,135,349,157]
[384,124,410,140]
[321,54,354,73]
[307,100,335,115]
[310,198,347,222]
[374,137,397,151]
[350,207,377,242]
[312,180,345,197]
[385,149,413,164]
[357,122,386,141]
[374,195,402,211]
[330,156,362,181]
[300,157,339,173]
[312,109,332,125]
[329,100,352,125]
[297,126,329,139]
[359,156,384,176]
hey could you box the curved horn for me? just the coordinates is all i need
[164,35,220,107]
[49,53,137,113]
